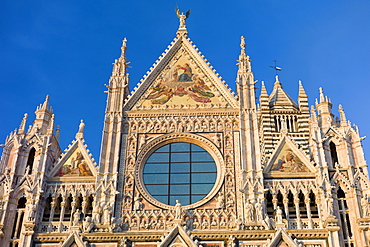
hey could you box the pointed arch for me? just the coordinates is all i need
[25,147,36,174]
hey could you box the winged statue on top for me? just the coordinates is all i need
[175,7,191,29]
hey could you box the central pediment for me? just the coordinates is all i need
[124,35,238,111]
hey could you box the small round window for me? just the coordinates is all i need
[143,142,217,206]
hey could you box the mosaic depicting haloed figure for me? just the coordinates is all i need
[146,63,215,104]
[271,148,309,173]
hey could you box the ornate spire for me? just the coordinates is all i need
[112,38,129,77]
[42,95,50,110]
[18,113,28,134]
[34,95,53,133]
[36,95,52,112]
[338,105,348,127]
[298,80,307,97]
[236,36,255,109]
[259,81,269,110]
[298,80,309,111]
[237,36,251,73]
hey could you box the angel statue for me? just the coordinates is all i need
[175,7,191,29]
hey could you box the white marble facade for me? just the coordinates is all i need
[0,12,369,247]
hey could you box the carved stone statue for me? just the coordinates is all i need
[362,196,370,217]
[175,7,191,29]
[103,204,113,225]
[73,209,81,226]
[326,197,334,216]
[276,206,283,224]
[133,197,144,211]
[216,193,225,209]
[264,214,272,230]
[175,200,182,219]
[27,204,36,221]
[245,200,254,222]
[83,216,94,233]
[92,202,102,224]
[78,119,85,134]
[111,217,123,232]
[255,199,264,222]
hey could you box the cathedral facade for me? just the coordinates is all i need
[0,13,369,247]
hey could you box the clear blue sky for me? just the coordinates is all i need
[1,1,370,164]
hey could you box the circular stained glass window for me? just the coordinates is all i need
[143,142,217,206]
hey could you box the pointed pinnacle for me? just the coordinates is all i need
[240,36,246,55]
[310,105,317,122]
[41,95,50,110]
[260,81,268,97]
[319,87,325,103]
[338,104,347,126]
[273,75,282,89]
[121,38,127,56]
[298,80,307,97]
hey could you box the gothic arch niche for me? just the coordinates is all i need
[337,186,353,247]
[330,141,339,167]
[25,147,36,174]
[134,133,225,210]
[11,197,27,241]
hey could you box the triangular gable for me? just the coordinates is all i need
[268,77,298,111]
[268,229,298,247]
[48,138,97,181]
[124,35,238,111]
[264,135,315,178]
[61,231,86,247]
[159,224,198,247]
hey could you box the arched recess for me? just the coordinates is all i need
[329,141,339,167]
[337,186,353,246]
[11,197,27,241]
[26,147,36,174]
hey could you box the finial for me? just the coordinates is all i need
[338,104,347,126]
[121,38,127,54]
[240,36,246,54]
[76,120,85,139]
[18,113,28,134]
[319,87,325,103]
[56,125,61,142]
[310,105,317,122]
[41,95,51,111]
[78,119,85,134]
[175,7,191,30]
[273,75,282,89]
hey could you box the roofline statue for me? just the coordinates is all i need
[175,7,191,30]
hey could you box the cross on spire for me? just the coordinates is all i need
[270,60,282,75]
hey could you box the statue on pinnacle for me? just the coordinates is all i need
[175,7,191,30]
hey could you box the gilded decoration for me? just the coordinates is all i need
[55,148,92,177]
[142,56,221,106]
[270,144,309,173]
